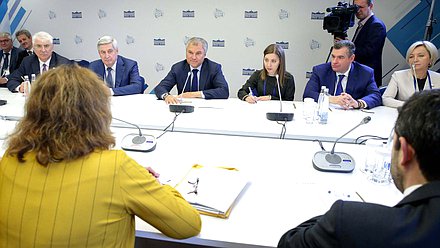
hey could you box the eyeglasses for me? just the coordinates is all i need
[187,178,199,195]
[0,39,10,43]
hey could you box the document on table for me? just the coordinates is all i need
[175,164,249,218]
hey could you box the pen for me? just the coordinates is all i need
[248,87,257,103]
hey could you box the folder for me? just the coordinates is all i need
[175,164,249,219]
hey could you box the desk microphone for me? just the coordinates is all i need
[411,63,417,79]
[112,117,156,152]
[312,116,371,172]
[266,74,294,121]
[169,71,194,113]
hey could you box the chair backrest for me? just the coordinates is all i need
[73,59,90,68]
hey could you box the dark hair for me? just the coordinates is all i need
[261,44,287,87]
[333,40,356,57]
[6,64,115,166]
[394,89,440,181]
[15,29,32,39]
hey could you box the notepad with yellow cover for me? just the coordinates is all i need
[175,164,249,219]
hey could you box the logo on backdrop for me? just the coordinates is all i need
[53,38,61,45]
[49,11,56,19]
[72,11,82,19]
[212,39,225,47]
[126,35,135,45]
[279,9,289,20]
[214,8,224,18]
[183,36,191,45]
[244,38,255,47]
[155,63,164,72]
[124,10,135,18]
[276,41,289,49]
[154,38,165,46]
[0,1,29,35]
[242,68,256,76]
[310,39,320,50]
[244,11,258,18]
[183,10,195,18]
[154,9,164,18]
[74,35,83,44]
[98,9,106,19]
[311,12,325,20]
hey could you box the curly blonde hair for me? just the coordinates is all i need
[6,64,115,166]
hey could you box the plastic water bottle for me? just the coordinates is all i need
[318,87,329,124]
[22,75,30,98]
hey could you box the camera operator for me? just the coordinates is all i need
[346,0,386,87]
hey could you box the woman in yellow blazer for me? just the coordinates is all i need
[0,65,201,247]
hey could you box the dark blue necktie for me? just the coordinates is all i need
[106,67,113,88]
[335,74,345,95]
[191,69,199,92]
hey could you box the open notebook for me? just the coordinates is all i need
[175,164,249,219]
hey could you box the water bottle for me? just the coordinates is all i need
[22,75,30,98]
[318,87,329,124]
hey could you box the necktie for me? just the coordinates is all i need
[42,64,47,73]
[2,53,9,75]
[191,69,199,92]
[352,23,363,42]
[28,50,33,56]
[106,67,113,88]
[335,75,345,95]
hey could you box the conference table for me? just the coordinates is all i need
[0,89,403,247]
[0,88,398,143]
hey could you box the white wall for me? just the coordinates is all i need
[9,0,436,99]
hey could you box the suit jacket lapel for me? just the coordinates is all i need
[345,63,356,93]
[115,56,124,87]
[198,59,208,90]
[327,65,337,95]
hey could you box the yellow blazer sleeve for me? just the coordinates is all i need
[116,151,202,239]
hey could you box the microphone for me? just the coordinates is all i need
[169,71,194,113]
[312,116,371,172]
[266,74,294,121]
[112,117,156,152]
[411,63,417,79]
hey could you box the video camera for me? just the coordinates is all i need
[323,2,359,40]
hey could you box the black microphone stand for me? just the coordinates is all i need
[424,0,437,41]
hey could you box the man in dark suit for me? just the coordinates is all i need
[279,89,440,248]
[303,40,381,109]
[15,29,34,67]
[88,36,144,96]
[352,0,386,86]
[0,32,24,87]
[154,37,229,104]
[6,31,72,92]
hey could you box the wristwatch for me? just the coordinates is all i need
[162,93,170,100]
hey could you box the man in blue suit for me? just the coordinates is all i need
[154,37,229,104]
[279,89,440,248]
[6,31,72,92]
[303,40,381,109]
[0,32,24,87]
[89,36,144,96]
[352,0,386,86]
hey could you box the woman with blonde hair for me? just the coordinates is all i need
[382,41,440,108]
[0,64,201,247]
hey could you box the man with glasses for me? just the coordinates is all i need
[278,90,440,247]
[6,31,72,93]
[154,37,229,104]
[0,32,24,87]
